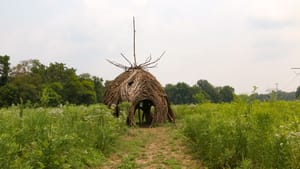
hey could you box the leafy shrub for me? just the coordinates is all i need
[0,104,126,168]
[181,101,300,169]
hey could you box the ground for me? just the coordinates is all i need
[98,124,204,169]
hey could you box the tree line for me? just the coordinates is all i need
[165,81,300,104]
[0,55,105,107]
[1,55,299,107]
[165,80,235,104]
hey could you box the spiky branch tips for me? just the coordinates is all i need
[107,17,165,70]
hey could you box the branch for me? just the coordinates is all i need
[106,59,129,70]
[140,51,165,67]
[133,16,137,66]
[120,53,133,67]
[145,63,158,69]
[141,53,152,66]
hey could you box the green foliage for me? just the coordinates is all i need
[78,78,96,105]
[11,73,41,104]
[40,86,62,107]
[0,83,18,107]
[197,80,220,103]
[44,62,76,83]
[234,94,249,103]
[0,55,10,86]
[93,76,105,103]
[193,91,209,104]
[0,104,125,168]
[296,86,300,99]
[165,82,200,104]
[0,59,105,107]
[118,155,137,169]
[219,85,235,102]
[177,101,300,169]
[165,80,236,104]
[256,90,296,101]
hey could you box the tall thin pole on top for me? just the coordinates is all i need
[133,16,137,66]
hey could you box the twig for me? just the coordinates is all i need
[120,53,133,67]
[106,59,129,70]
[140,51,165,67]
[143,54,152,65]
[133,16,137,66]
[145,63,159,69]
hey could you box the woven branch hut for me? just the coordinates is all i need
[104,66,175,126]
[104,17,175,126]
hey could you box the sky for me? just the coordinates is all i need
[1,0,300,94]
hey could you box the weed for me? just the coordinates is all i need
[0,104,125,168]
[180,101,300,169]
[118,155,136,169]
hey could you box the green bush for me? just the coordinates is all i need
[181,101,300,169]
[0,104,126,168]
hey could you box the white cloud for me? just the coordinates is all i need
[0,0,300,94]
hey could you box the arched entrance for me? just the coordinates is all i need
[134,99,155,126]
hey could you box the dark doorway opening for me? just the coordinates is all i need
[134,100,155,126]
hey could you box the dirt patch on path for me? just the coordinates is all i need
[99,125,204,169]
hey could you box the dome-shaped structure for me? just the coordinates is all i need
[104,67,175,126]
[104,17,175,126]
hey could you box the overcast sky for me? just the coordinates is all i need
[1,0,300,94]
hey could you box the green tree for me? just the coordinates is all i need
[0,58,106,106]
[78,79,96,105]
[44,62,76,83]
[10,60,43,104]
[276,90,296,101]
[63,75,82,104]
[30,60,47,80]
[11,74,40,104]
[40,86,62,107]
[193,91,209,104]
[235,94,249,103]
[0,55,10,86]
[197,80,220,103]
[47,82,63,96]
[10,59,41,76]
[0,83,18,107]
[219,86,235,102]
[165,82,199,104]
[296,86,300,99]
[44,62,80,104]
[93,76,105,103]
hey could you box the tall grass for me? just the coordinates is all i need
[0,104,126,168]
[175,101,300,169]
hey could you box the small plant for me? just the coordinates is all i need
[182,101,300,169]
[0,104,126,168]
[18,97,24,118]
[118,155,136,169]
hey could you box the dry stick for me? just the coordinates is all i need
[141,54,152,66]
[145,54,152,63]
[141,51,166,67]
[120,53,133,67]
[106,59,129,70]
[146,63,159,69]
[133,16,137,67]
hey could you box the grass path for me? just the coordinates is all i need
[98,124,204,169]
